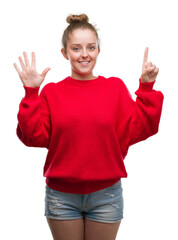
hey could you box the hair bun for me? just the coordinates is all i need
[66,14,89,24]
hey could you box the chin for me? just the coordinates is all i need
[74,69,93,75]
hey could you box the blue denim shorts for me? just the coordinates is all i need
[45,180,124,223]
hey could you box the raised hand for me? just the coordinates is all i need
[140,47,159,83]
[14,52,50,88]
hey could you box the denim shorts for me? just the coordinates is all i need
[45,180,124,223]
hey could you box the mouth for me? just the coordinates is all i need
[79,61,91,65]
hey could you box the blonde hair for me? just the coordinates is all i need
[62,14,100,53]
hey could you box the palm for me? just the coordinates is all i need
[20,67,43,86]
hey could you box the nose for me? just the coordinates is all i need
[81,48,88,58]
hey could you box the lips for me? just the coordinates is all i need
[79,61,91,65]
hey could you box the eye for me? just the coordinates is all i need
[73,47,79,51]
[89,46,95,50]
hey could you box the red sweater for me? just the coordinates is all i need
[17,76,164,194]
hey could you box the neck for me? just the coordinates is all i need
[71,71,97,80]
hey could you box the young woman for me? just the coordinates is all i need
[14,14,164,240]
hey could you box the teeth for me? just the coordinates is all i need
[80,61,89,63]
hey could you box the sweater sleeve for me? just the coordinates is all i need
[117,79,164,158]
[16,84,51,148]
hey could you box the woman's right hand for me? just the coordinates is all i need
[14,52,50,88]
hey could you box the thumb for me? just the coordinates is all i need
[41,67,51,78]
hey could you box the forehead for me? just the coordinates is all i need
[68,29,97,44]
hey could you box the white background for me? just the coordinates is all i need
[0,0,177,239]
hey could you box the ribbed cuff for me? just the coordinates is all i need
[138,79,155,92]
[23,86,40,100]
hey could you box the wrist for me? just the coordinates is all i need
[23,83,41,88]
[140,73,156,83]
[140,78,155,83]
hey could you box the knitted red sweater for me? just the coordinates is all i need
[17,76,164,194]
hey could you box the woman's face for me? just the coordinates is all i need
[61,28,100,80]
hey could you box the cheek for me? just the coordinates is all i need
[70,54,80,62]
[91,50,99,59]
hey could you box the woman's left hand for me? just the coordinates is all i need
[140,47,159,83]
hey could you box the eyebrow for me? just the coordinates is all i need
[71,43,96,46]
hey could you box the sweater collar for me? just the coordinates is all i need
[65,76,103,85]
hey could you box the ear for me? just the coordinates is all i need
[61,48,69,60]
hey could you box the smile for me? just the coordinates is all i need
[79,61,90,65]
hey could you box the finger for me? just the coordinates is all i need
[143,47,149,66]
[31,52,36,69]
[23,51,30,67]
[152,64,156,69]
[13,63,21,75]
[19,56,26,70]
[41,67,51,78]
[155,67,159,74]
[147,63,157,73]
[150,64,156,71]
[147,62,153,69]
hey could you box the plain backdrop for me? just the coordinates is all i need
[0,0,177,239]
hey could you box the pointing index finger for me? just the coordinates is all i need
[143,47,149,66]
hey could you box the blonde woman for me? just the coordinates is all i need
[14,14,164,240]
